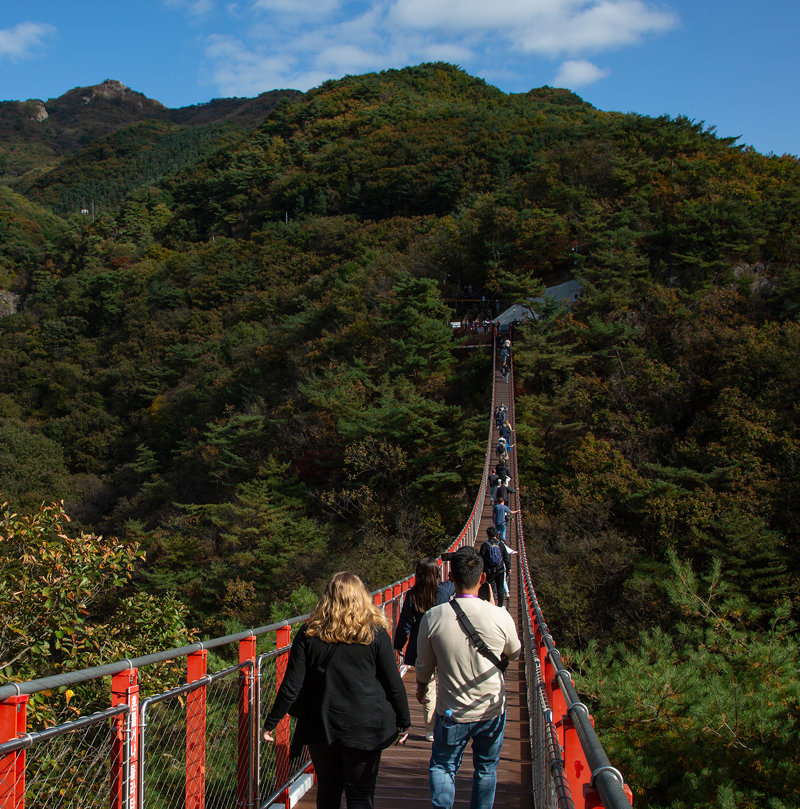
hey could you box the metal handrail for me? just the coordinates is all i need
[507,346,632,809]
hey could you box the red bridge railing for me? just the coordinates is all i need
[505,349,633,809]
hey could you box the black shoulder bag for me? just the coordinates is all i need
[449,600,509,673]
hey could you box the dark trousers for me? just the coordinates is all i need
[308,743,383,809]
[487,572,505,608]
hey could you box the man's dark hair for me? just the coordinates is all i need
[450,546,484,589]
[486,526,497,538]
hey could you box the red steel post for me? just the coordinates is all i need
[0,695,28,809]
[550,674,568,748]
[238,636,257,809]
[274,626,292,808]
[186,650,208,809]
[560,712,592,805]
[111,669,139,809]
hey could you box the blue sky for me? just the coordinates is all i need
[1,0,797,157]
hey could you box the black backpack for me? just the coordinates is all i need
[484,539,504,572]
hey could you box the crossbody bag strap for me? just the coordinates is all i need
[449,600,508,673]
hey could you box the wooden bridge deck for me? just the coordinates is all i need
[294,357,531,809]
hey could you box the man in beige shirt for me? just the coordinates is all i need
[415,546,521,809]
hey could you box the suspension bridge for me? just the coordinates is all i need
[0,330,633,809]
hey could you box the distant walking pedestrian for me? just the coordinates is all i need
[492,497,519,543]
[479,527,510,609]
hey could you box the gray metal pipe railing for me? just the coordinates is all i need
[0,621,303,702]
[507,340,632,809]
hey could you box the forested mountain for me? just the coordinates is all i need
[0,79,301,206]
[2,62,799,808]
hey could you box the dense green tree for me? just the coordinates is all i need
[0,419,70,510]
[0,501,194,725]
[573,554,800,809]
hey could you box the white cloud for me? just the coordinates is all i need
[204,5,398,94]
[164,0,216,17]
[199,0,676,97]
[389,0,554,30]
[316,44,382,74]
[553,58,609,87]
[0,22,56,62]
[389,0,677,56]
[204,34,331,92]
[252,0,341,12]
[515,0,677,56]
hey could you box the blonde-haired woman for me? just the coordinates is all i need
[263,572,410,809]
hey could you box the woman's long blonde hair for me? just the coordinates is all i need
[305,572,388,644]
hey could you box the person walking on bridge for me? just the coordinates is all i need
[393,558,455,741]
[262,572,410,809]
[494,478,515,505]
[492,497,519,543]
[494,460,510,482]
[479,527,510,609]
[496,436,515,463]
[415,546,521,809]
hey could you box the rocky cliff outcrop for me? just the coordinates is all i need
[0,289,20,317]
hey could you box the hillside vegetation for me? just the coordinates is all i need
[1,62,799,808]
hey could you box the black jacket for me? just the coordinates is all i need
[495,462,510,479]
[264,625,410,754]
[495,483,515,502]
[393,581,455,665]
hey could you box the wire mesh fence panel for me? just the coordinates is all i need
[204,666,247,809]
[141,695,188,809]
[257,648,278,803]
[14,710,124,809]
[256,650,311,808]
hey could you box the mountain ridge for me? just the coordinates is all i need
[0,79,302,182]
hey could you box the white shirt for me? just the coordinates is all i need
[416,596,521,722]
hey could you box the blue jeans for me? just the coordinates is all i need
[495,522,507,542]
[429,711,506,809]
